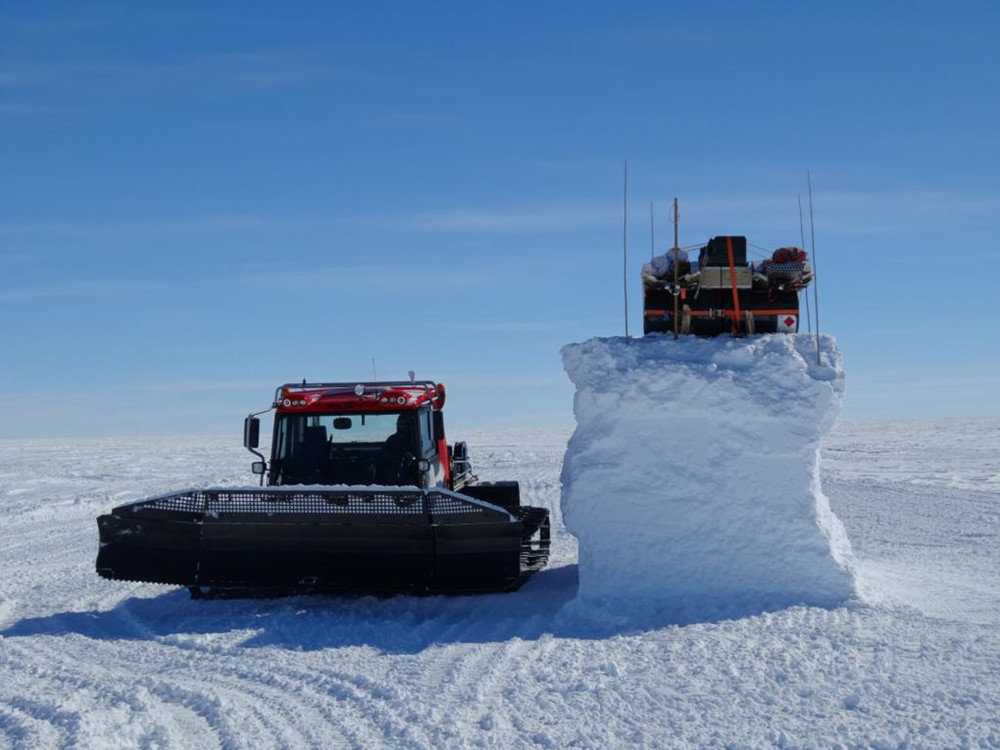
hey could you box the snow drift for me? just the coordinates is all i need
[560,333,858,611]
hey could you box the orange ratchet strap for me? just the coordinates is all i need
[726,235,741,335]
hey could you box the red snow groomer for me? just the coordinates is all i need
[96,380,550,598]
[642,236,812,336]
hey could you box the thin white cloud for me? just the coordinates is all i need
[4,189,989,246]
[436,320,573,333]
[856,371,1000,390]
[2,52,331,93]
[0,204,610,238]
[403,205,618,232]
[448,374,570,389]
[136,379,278,394]
[386,189,1000,238]
[0,102,83,116]
[679,189,1000,237]
[0,262,486,303]
[0,215,278,237]
[0,279,173,303]
[235,264,494,291]
[371,112,460,129]
[0,252,39,264]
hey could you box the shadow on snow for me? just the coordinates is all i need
[1,566,836,653]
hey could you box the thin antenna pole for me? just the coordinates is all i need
[673,197,680,340]
[807,171,821,364]
[623,160,629,338]
[798,193,813,334]
[650,201,655,260]
[371,357,377,381]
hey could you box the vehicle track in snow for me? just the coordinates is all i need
[824,475,1000,625]
[0,624,408,749]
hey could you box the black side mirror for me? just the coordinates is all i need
[251,461,266,475]
[244,416,260,449]
[432,410,445,442]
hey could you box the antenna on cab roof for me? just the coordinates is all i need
[650,201,655,260]
[672,197,680,340]
[622,159,629,338]
[807,171,821,365]
[798,193,813,335]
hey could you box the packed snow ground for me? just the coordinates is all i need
[1,420,999,748]
[561,334,856,609]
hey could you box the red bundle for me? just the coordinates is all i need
[772,247,808,264]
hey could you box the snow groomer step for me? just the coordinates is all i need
[560,333,858,611]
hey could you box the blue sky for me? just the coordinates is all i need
[3,1,999,438]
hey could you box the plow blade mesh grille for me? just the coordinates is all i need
[131,488,508,517]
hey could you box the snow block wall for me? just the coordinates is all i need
[560,333,858,610]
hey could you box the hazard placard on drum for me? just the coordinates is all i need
[777,315,798,332]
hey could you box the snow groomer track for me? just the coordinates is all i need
[1,421,999,748]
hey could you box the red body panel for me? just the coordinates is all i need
[276,385,442,414]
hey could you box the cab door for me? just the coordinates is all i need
[417,406,446,487]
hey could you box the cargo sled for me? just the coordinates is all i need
[96,381,550,597]
[643,236,812,336]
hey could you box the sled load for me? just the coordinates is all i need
[642,236,812,336]
[96,380,550,598]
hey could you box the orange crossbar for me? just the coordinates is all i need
[645,309,799,317]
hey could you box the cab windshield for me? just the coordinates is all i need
[273,412,417,486]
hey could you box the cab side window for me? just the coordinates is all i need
[419,409,435,457]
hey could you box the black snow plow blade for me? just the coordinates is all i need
[97,487,550,597]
